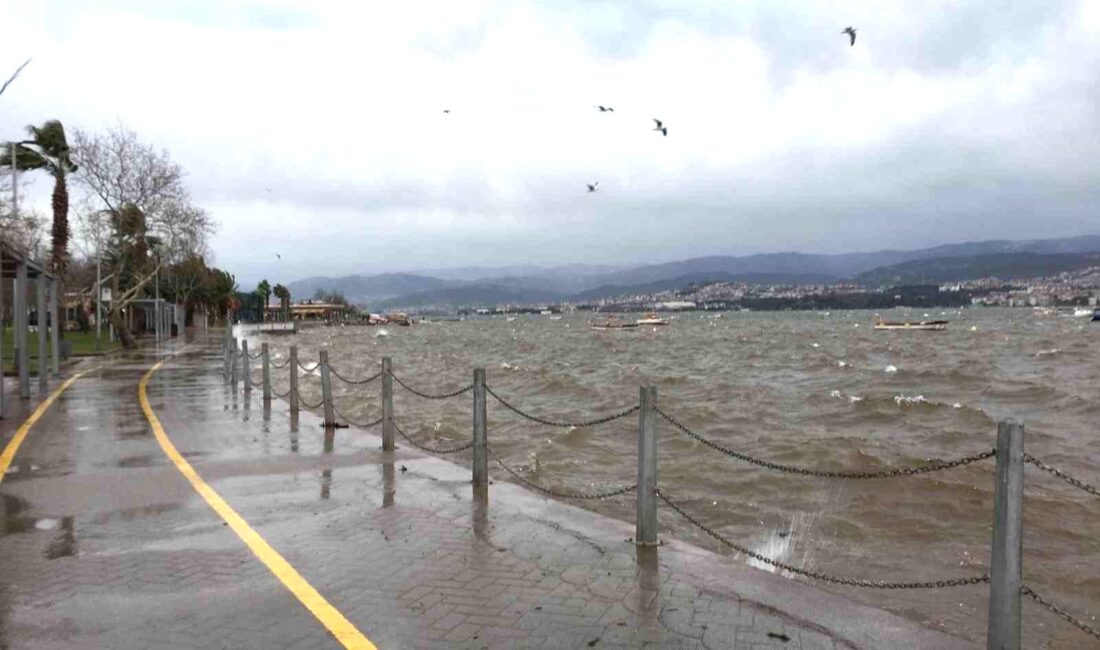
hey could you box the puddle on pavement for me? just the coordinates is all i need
[1,495,78,559]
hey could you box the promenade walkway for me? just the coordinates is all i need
[0,333,979,649]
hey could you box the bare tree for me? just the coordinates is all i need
[71,124,215,347]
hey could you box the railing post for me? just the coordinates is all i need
[381,357,394,451]
[37,274,47,394]
[230,339,239,390]
[49,278,59,377]
[222,332,230,380]
[988,420,1024,650]
[261,343,272,402]
[289,346,299,414]
[241,340,252,396]
[636,386,658,546]
[319,350,335,427]
[16,260,29,398]
[472,368,488,488]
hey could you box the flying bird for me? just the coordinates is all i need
[265,188,272,192]
[443,109,450,113]
[275,252,281,259]
[842,26,857,46]
[587,181,599,193]
[594,105,614,112]
[653,118,668,136]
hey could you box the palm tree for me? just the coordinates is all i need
[0,120,77,275]
[272,284,290,322]
[256,279,272,322]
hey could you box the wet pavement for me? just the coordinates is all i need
[0,333,980,649]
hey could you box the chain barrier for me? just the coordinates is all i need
[392,373,474,400]
[393,421,474,454]
[1022,584,1100,640]
[1024,454,1099,498]
[487,445,637,499]
[329,366,383,386]
[655,489,989,589]
[272,386,291,399]
[299,395,325,409]
[297,361,321,372]
[486,386,639,428]
[656,407,996,478]
[247,351,263,360]
[270,358,292,370]
[333,403,383,428]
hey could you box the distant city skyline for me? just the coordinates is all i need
[4,0,1099,285]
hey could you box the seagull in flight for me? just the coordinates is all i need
[842,26,857,46]
[275,252,281,259]
[587,181,599,193]
[443,109,450,113]
[265,187,272,192]
[653,118,668,136]
[594,105,614,112]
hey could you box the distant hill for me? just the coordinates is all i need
[283,235,1100,308]
[571,272,839,302]
[286,273,447,304]
[373,284,563,310]
[856,252,1100,286]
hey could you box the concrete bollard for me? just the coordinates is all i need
[988,420,1024,650]
[261,343,272,402]
[289,346,299,414]
[230,339,239,390]
[241,340,252,395]
[636,386,658,546]
[382,357,394,451]
[49,278,59,377]
[472,368,487,488]
[16,260,29,398]
[319,350,335,427]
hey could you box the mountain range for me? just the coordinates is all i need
[283,235,1100,309]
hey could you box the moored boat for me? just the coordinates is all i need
[636,312,669,326]
[873,320,948,331]
[590,316,639,331]
[1074,307,1094,318]
[1093,308,1100,322]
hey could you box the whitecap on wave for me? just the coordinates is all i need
[884,364,898,373]
[894,394,929,406]
[1035,348,1062,358]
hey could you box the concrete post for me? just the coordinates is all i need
[0,271,5,416]
[241,339,252,395]
[381,357,394,450]
[230,339,239,391]
[289,346,300,414]
[988,420,1024,650]
[49,278,59,376]
[16,260,29,398]
[319,350,335,427]
[261,343,272,402]
[636,386,658,546]
[37,274,47,394]
[472,368,488,487]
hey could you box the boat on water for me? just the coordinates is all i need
[1074,307,1095,318]
[590,316,639,331]
[1093,308,1100,322]
[873,320,948,331]
[635,312,669,326]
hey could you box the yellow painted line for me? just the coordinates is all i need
[0,371,87,484]
[139,360,375,650]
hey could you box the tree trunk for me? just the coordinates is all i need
[108,306,137,348]
[50,173,70,338]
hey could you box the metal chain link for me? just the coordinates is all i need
[392,373,474,400]
[656,489,989,589]
[272,386,291,399]
[1024,454,1099,498]
[299,395,325,409]
[329,366,383,386]
[270,358,292,370]
[486,386,639,428]
[393,421,474,454]
[487,445,638,499]
[247,351,263,360]
[1021,584,1100,640]
[657,407,996,479]
[297,361,321,372]
[333,403,383,428]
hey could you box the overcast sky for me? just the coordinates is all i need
[3,0,1099,285]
